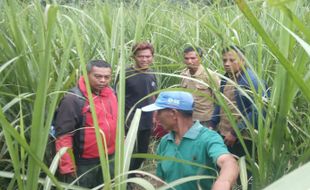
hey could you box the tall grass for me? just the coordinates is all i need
[0,0,309,189]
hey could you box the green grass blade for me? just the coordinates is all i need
[26,4,59,190]
[0,106,62,189]
[123,109,141,174]
[43,147,69,190]
[235,0,310,101]
[114,3,126,190]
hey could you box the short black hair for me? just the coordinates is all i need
[86,60,111,73]
[177,109,193,118]
[222,45,245,57]
[183,46,203,58]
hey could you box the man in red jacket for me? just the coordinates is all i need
[54,60,118,188]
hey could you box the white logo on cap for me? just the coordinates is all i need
[167,98,180,105]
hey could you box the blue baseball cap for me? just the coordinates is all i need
[142,91,194,112]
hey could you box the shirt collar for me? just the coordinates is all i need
[184,64,204,77]
[226,69,244,81]
[131,64,151,72]
[167,121,202,141]
[192,65,204,77]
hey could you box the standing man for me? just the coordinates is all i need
[142,91,239,190]
[117,42,157,175]
[209,45,269,156]
[180,46,219,127]
[54,60,118,188]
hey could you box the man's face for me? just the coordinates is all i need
[222,50,245,74]
[88,66,112,93]
[133,49,153,70]
[184,51,201,73]
[155,109,175,131]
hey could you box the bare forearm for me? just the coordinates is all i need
[212,154,239,190]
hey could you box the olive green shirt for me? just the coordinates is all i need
[181,65,219,122]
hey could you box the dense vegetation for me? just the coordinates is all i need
[0,0,309,189]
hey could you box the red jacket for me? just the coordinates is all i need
[55,77,118,174]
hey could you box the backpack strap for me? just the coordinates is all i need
[220,77,227,93]
[68,87,86,128]
[68,86,87,160]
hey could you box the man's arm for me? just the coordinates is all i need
[212,154,239,190]
[55,134,75,175]
[54,95,80,175]
[208,104,221,129]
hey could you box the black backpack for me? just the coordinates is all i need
[50,86,86,137]
[46,86,86,166]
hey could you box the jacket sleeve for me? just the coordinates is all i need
[54,94,80,174]
[208,77,225,129]
[236,70,263,132]
[55,134,75,174]
[236,107,253,131]
[209,104,221,129]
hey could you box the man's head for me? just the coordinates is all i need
[86,60,112,94]
[132,42,154,71]
[222,45,245,74]
[142,91,194,130]
[183,46,203,74]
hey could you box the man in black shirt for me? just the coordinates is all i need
[117,42,157,176]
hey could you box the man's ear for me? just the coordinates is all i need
[171,109,178,116]
[239,57,246,67]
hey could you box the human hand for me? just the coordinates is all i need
[207,120,216,129]
[224,132,237,147]
[207,123,216,130]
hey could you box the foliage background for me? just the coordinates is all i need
[0,0,309,189]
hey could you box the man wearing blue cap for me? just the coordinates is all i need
[142,91,239,190]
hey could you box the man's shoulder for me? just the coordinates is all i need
[105,86,116,93]
[160,133,171,141]
[180,68,189,75]
[158,133,171,148]
[242,68,257,80]
[198,126,223,141]
[62,91,83,102]
[125,66,135,74]
[239,68,259,87]
[200,67,218,79]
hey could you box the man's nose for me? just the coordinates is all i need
[99,77,106,83]
[186,59,193,64]
[224,61,230,66]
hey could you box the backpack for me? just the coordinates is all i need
[46,87,86,167]
[50,86,86,138]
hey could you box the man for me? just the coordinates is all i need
[180,46,219,127]
[209,45,269,156]
[116,42,157,175]
[142,91,239,190]
[54,60,118,188]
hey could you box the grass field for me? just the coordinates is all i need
[0,0,309,189]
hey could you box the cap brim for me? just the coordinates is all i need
[141,104,165,112]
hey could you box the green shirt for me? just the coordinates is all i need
[156,121,229,190]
